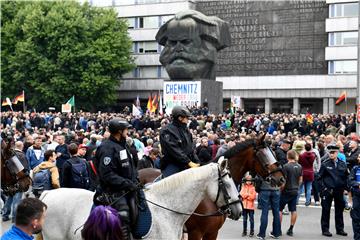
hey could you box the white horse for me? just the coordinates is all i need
[39,158,241,240]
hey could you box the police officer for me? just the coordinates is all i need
[349,154,360,240]
[93,118,138,240]
[318,143,349,237]
[160,106,200,177]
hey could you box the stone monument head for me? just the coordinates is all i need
[156,10,231,80]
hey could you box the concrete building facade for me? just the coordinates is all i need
[89,0,358,114]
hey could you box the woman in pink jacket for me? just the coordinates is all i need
[240,174,257,237]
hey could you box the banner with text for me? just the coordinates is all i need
[163,81,201,114]
[231,96,242,108]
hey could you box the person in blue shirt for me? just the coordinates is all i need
[1,198,47,240]
[349,155,360,240]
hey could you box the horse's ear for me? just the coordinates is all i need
[218,157,228,171]
[257,133,266,145]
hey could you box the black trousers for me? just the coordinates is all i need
[351,193,360,240]
[320,190,345,233]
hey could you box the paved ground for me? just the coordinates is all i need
[219,203,354,240]
[1,199,355,239]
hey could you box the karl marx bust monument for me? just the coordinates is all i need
[156,10,231,81]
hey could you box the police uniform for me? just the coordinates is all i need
[160,106,199,177]
[350,164,360,240]
[318,145,349,236]
[94,119,138,240]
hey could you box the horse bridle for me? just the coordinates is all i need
[215,166,242,216]
[140,165,242,218]
[253,144,285,183]
[3,152,32,194]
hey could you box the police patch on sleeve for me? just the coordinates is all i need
[103,157,111,166]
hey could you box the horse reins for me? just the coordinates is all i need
[214,168,242,214]
[142,166,241,217]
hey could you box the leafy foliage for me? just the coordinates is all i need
[1,1,135,111]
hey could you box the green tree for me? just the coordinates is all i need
[1,0,135,111]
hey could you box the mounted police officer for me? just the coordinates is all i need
[318,143,349,237]
[93,118,139,240]
[160,106,200,177]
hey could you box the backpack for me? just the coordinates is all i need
[70,160,90,189]
[32,169,52,196]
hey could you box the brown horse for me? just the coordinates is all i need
[139,134,286,240]
[1,138,32,196]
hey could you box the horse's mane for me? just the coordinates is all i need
[148,163,217,193]
[213,139,255,162]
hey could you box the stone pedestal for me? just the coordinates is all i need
[201,80,223,114]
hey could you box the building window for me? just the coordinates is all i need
[329,3,358,18]
[138,66,158,78]
[126,17,136,29]
[328,32,358,46]
[114,0,136,5]
[90,0,113,7]
[123,69,136,78]
[328,60,357,74]
[138,16,158,28]
[136,41,158,53]
[136,0,160,4]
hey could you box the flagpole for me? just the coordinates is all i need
[22,90,25,112]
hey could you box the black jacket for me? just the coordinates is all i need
[95,135,138,193]
[160,120,199,170]
[275,147,288,166]
[196,146,212,165]
[347,147,360,170]
[55,144,70,170]
[349,165,360,196]
[318,158,349,192]
[137,155,154,170]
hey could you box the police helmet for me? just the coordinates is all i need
[108,118,132,134]
[171,106,191,118]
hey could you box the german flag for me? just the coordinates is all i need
[335,91,346,105]
[151,93,159,113]
[12,91,25,104]
[147,94,152,113]
[2,99,9,106]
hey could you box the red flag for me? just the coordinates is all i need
[147,94,152,112]
[335,91,347,105]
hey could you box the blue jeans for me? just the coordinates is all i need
[258,190,281,238]
[2,192,23,220]
[243,209,254,232]
[162,164,182,178]
[298,181,313,204]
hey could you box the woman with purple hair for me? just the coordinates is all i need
[81,205,123,240]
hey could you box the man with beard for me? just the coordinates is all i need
[156,10,230,80]
[1,198,47,240]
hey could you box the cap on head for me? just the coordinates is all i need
[108,119,132,134]
[327,143,340,151]
[171,106,191,119]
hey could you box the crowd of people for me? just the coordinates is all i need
[1,108,360,239]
